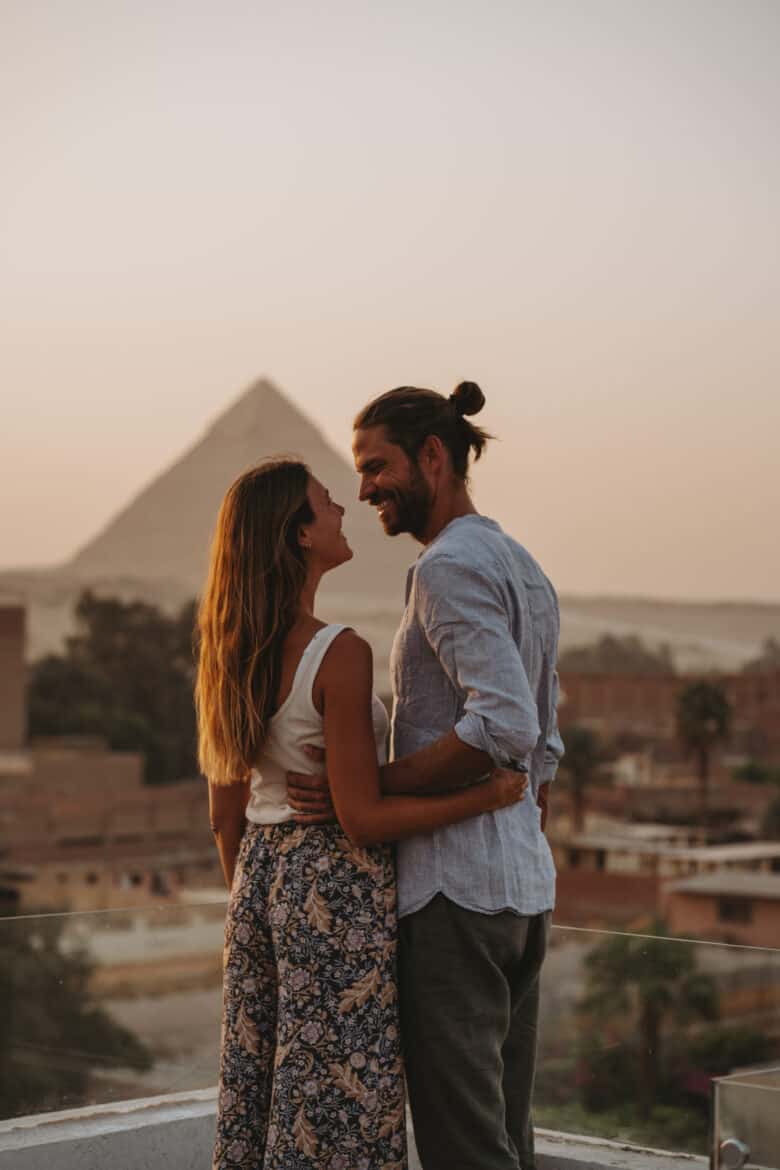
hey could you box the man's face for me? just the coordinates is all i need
[352,425,432,540]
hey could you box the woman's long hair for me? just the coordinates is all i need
[195,459,313,785]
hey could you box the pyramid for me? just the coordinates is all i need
[67,378,415,608]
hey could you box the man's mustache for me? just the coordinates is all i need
[367,490,398,507]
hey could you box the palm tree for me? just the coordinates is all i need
[560,725,606,834]
[675,681,731,822]
[579,923,718,1119]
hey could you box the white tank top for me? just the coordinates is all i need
[245,624,389,825]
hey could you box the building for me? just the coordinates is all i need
[0,603,218,911]
[553,833,780,879]
[551,829,780,940]
[662,871,780,947]
[0,605,25,752]
[560,668,780,761]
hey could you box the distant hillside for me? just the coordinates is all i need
[558,596,780,673]
[1,377,778,673]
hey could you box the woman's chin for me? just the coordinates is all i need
[326,544,354,571]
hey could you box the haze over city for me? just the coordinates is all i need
[2,0,778,601]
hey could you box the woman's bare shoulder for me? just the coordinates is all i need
[320,628,373,677]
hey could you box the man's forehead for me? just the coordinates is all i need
[352,425,395,465]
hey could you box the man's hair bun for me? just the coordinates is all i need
[450,381,485,417]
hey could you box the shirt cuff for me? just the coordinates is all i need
[454,712,503,763]
[454,713,529,771]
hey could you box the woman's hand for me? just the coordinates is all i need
[478,767,528,813]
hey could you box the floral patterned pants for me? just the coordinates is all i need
[214,822,408,1170]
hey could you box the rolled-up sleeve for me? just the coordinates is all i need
[543,670,565,782]
[415,556,541,768]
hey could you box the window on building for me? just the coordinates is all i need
[717,897,753,924]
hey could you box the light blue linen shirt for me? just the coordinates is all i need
[390,514,564,918]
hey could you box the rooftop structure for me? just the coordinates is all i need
[558,834,780,869]
[666,872,780,900]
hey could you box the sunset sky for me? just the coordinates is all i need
[2,0,778,600]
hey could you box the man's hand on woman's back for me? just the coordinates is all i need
[287,746,337,824]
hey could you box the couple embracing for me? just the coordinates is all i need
[197,380,563,1170]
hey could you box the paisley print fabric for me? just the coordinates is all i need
[214,821,408,1170]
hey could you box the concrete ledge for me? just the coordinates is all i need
[535,1128,707,1170]
[0,1090,218,1170]
[0,1090,708,1170]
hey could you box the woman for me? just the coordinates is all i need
[196,458,526,1170]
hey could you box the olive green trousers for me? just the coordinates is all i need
[399,894,550,1170]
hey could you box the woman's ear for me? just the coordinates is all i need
[298,525,312,551]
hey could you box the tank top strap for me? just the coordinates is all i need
[291,623,352,713]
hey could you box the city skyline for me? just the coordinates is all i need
[2,1,778,601]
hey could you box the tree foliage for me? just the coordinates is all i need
[559,725,610,833]
[675,681,731,818]
[0,912,151,1118]
[578,923,719,1119]
[733,760,780,786]
[558,635,676,676]
[27,591,198,785]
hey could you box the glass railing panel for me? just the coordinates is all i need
[535,925,780,1157]
[0,901,227,1121]
[713,1066,780,1169]
[2,905,779,1164]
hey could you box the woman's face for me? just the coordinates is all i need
[300,476,353,571]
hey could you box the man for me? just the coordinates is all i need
[288,380,563,1170]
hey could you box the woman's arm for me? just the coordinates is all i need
[286,728,501,814]
[320,632,526,847]
[208,779,250,889]
[378,731,493,795]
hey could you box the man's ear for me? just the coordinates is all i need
[420,433,446,470]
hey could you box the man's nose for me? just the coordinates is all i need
[358,476,374,502]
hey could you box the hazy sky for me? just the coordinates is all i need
[2,0,778,600]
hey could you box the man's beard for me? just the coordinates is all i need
[373,464,432,540]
